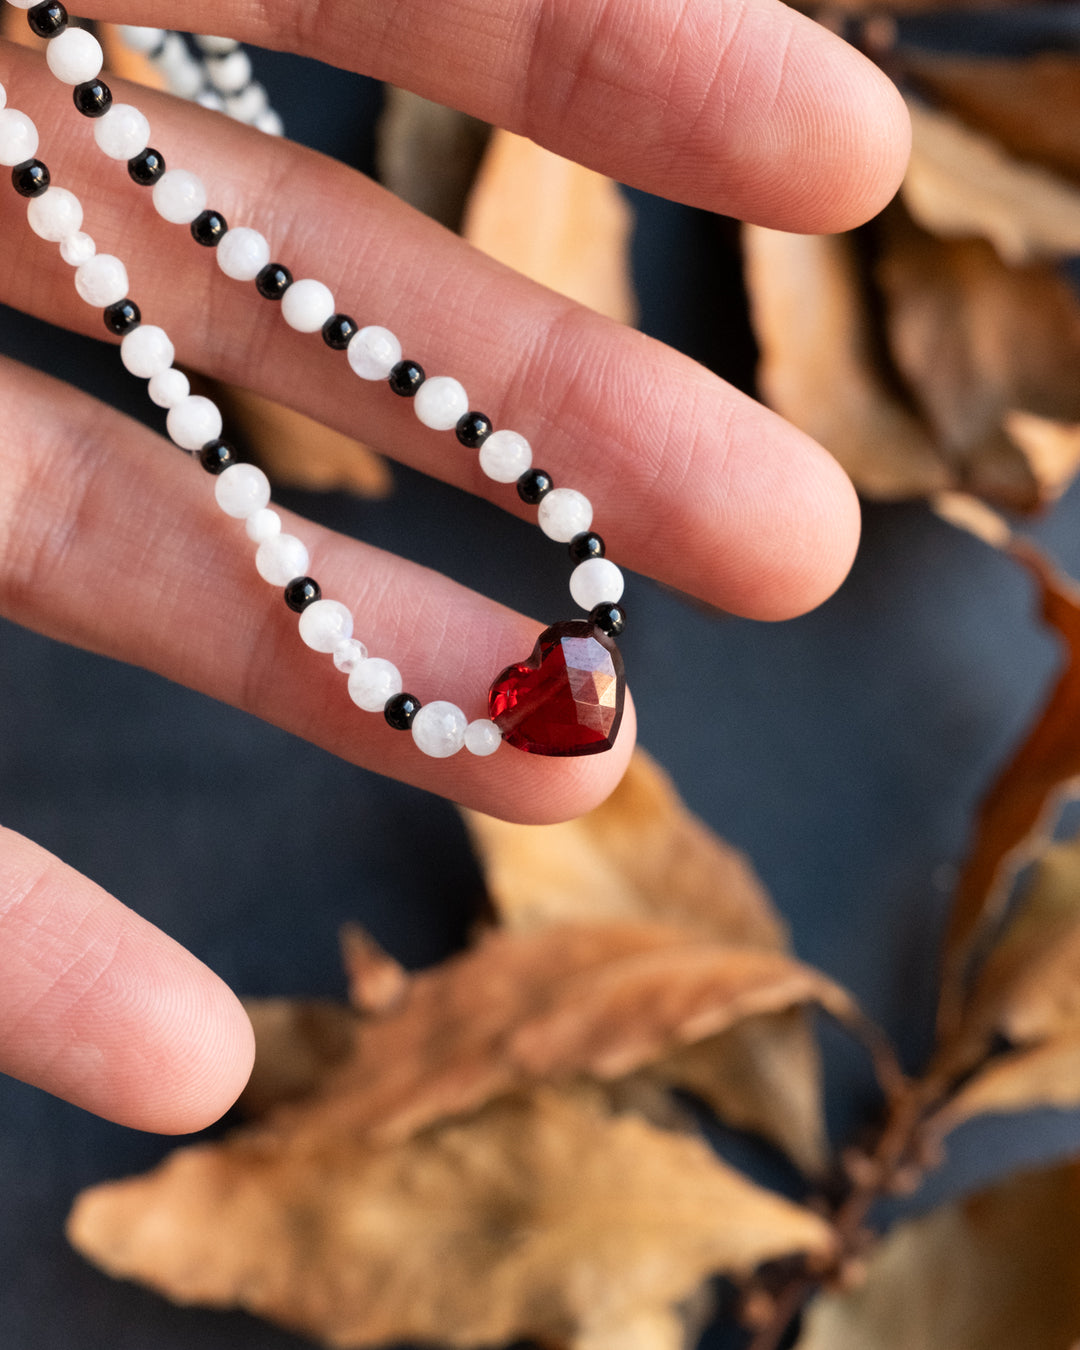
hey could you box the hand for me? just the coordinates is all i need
[0,0,909,1131]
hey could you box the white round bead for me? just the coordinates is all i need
[348,658,402,712]
[479,429,532,483]
[0,109,38,166]
[569,557,625,610]
[46,28,103,84]
[281,279,335,333]
[245,508,281,543]
[119,25,166,52]
[59,231,95,266]
[298,600,354,653]
[5,0,34,7]
[0,82,6,109]
[156,32,191,71]
[225,83,268,123]
[216,227,270,282]
[347,326,401,381]
[208,49,252,93]
[333,638,368,674]
[152,169,207,225]
[412,701,467,758]
[195,34,239,55]
[74,254,129,308]
[166,394,222,451]
[93,104,150,161]
[254,110,285,137]
[465,719,502,757]
[538,488,593,543]
[147,367,189,408]
[414,376,468,432]
[214,463,271,518]
[196,90,226,113]
[26,188,83,242]
[255,533,309,586]
[120,325,174,378]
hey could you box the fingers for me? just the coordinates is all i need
[0,44,861,623]
[0,826,254,1132]
[82,0,910,231]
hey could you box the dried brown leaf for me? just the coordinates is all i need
[377,88,491,231]
[69,1086,835,1350]
[934,1034,1080,1135]
[238,998,359,1118]
[796,1157,1080,1350]
[340,923,409,1014]
[903,100,1080,265]
[463,128,637,325]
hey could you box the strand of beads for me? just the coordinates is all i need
[0,78,505,758]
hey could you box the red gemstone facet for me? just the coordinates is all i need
[488,621,626,756]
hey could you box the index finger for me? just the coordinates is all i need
[81,0,910,232]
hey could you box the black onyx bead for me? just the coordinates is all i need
[569,531,605,564]
[388,359,425,398]
[198,439,237,475]
[11,159,49,198]
[517,468,553,505]
[103,299,141,336]
[384,692,422,731]
[455,411,492,449]
[73,79,112,118]
[27,1,67,37]
[322,314,358,350]
[190,209,228,247]
[128,148,165,185]
[590,602,626,638]
[284,577,321,613]
[255,263,292,300]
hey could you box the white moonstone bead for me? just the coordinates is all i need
[0,109,38,166]
[245,507,280,542]
[167,57,205,100]
[298,600,354,653]
[414,376,468,432]
[281,279,335,333]
[0,81,6,109]
[152,169,207,225]
[538,487,593,543]
[214,463,271,518]
[209,49,252,93]
[27,187,83,242]
[226,83,269,123]
[197,90,226,113]
[465,719,502,757]
[195,34,239,55]
[156,32,190,71]
[217,227,270,281]
[119,25,166,52]
[59,231,95,266]
[74,254,128,307]
[411,701,467,758]
[254,110,285,137]
[255,533,309,585]
[166,394,222,451]
[46,28,103,84]
[5,0,34,7]
[333,637,368,674]
[93,104,150,161]
[347,326,401,381]
[479,429,532,483]
[348,657,402,712]
[120,325,174,378]
[569,557,624,610]
[147,367,189,408]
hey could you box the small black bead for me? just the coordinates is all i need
[103,299,141,336]
[26,1,67,38]
[517,468,553,505]
[11,159,49,198]
[198,439,237,475]
[128,148,165,185]
[321,314,358,350]
[190,209,228,247]
[255,263,292,300]
[73,79,112,118]
[569,531,606,564]
[455,411,492,449]
[388,359,425,398]
[384,692,422,730]
[284,576,321,613]
[590,602,626,638]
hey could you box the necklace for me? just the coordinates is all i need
[1,4,628,758]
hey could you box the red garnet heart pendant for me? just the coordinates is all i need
[488,621,626,756]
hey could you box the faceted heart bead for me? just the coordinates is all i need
[488,621,625,756]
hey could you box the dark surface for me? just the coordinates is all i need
[1,27,1080,1350]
